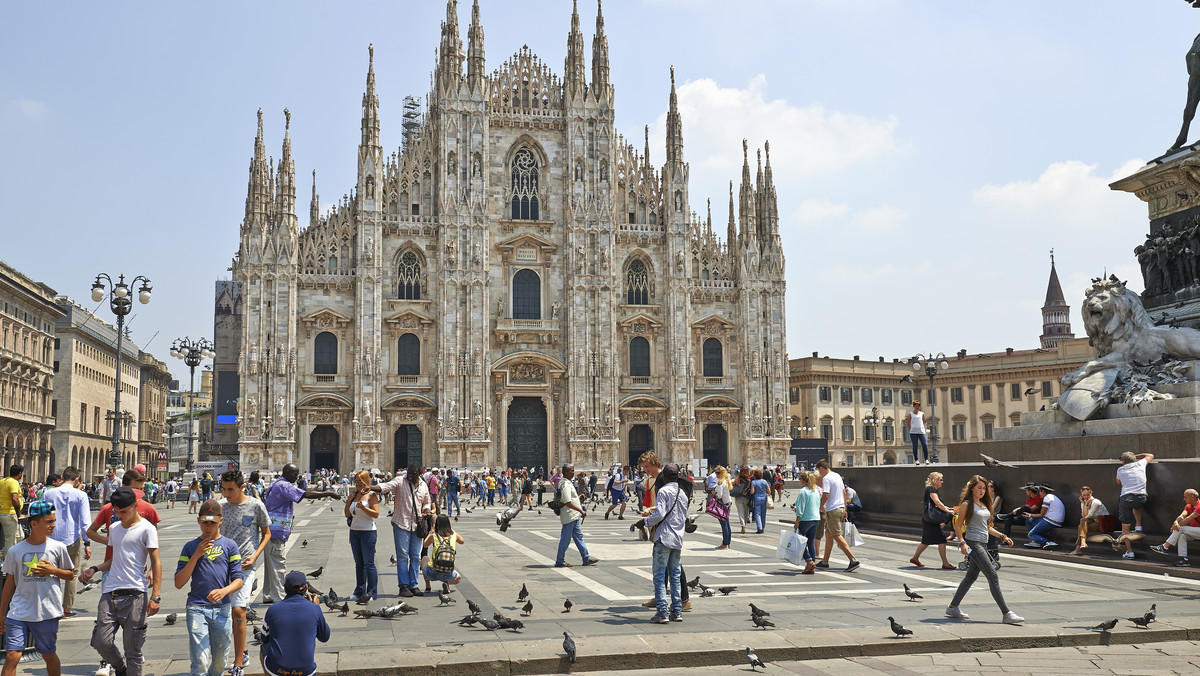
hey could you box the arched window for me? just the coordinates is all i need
[702,338,723,377]
[629,337,650,377]
[397,250,422,300]
[510,148,539,220]
[626,259,650,305]
[513,269,541,319]
[397,333,420,375]
[314,332,338,374]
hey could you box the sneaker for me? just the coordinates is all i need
[1023,541,1041,548]
[605,512,610,520]
[1122,551,1136,559]
[1002,611,1025,625]
[1150,544,1170,555]
[669,613,682,622]
[651,613,670,624]
[845,560,861,572]
[945,606,969,620]
[555,562,573,568]
[242,651,248,667]
[356,596,369,605]
[231,667,245,676]
[398,587,413,597]
[1134,525,1144,533]
[681,601,692,612]
[618,516,625,520]
[410,589,423,597]
[1173,558,1191,567]
[815,561,829,568]
[263,595,275,604]
[1042,542,1058,550]
[96,662,112,676]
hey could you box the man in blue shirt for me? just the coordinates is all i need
[261,571,330,676]
[260,464,338,602]
[40,466,91,617]
[444,471,461,517]
[174,500,243,676]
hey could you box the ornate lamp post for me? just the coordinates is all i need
[910,352,950,463]
[170,337,216,473]
[864,406,884,466]
[793,416,815,438]
[91,274,152,469]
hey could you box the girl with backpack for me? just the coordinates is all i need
[422,515,465,585]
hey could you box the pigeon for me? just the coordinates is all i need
[563,599,573,613]
[301,540,308,548]
[749,603,770,617]
[522,600,533,616]
[903,584,923,602]
[439,591,455,606]
[517,583,529,603]
[323,596,342,611]
[746,647,766,671]
[497,508,519,532]
[751,614,775,629]
[1146,603,1157,623]
[900,374,913,383]
[500,618,525,631]
[1127,615,1152,629]
[479,618,501,631]
[338,603,350,617]
[979,453,1018,469]
[354,608,378,619]
[1087,532,1146,551]
[467,599,482,615]
[718,586,737,596]
[245,608,260,623]
[389,555,397,565]
[308,566,324,579]
[700,588,715,598]
[457,614,481,626]
[252,626,265,645]
[164,613,178,626]
[1090,618,1119,632]
[327,588,339,603]
[687,576,701,589]
[78,581,95,595]
[563,632,577,663]
[887,617,913,637]
[388,601,418,615]
[251,577,259,594]
[376,607,400,619]
[493,612,508,622]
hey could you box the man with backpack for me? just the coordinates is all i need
[641,462,692,624]
[553,465,599,568]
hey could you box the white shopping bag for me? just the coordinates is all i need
[777,529,806,566]
[843,521,865,547]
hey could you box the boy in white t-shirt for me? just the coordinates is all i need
[0,500,75,676]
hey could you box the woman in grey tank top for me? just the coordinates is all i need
[946,475,1025,625]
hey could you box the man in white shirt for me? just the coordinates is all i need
[815,460,859,572]
[1024,485,1064,549]
[1116,451,1154,559]
[554,465,599,568]
[904,402,930,465]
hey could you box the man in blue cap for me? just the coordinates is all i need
[260,571,330,676]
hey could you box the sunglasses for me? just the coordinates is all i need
[198,515,220,523]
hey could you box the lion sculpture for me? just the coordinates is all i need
[1062,278,1200,388]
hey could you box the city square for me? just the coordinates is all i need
[5,0,1200,674]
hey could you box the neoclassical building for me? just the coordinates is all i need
[232,0,789,473]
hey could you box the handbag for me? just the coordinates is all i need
[923,500,954,525]
[843,521,865,547]
[766,494,775,510]
[777,529,806,566]
[705,495,732,521]
[409,483,429,538]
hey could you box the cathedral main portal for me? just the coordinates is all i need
[506,397,547,470]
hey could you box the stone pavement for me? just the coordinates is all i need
[29,496,1200,675]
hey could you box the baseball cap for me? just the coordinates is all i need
[198,499,223,522]
[285,570,308,593]
[27,500,55,518]
[111,486,138,509]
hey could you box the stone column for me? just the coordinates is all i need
[967,384,979,441]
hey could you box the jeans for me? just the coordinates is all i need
[797,520,819,561]
[719,518,732,546]
[911,433,929,462]
[751,499,767,531]
[950,539,1010,614]
[651,541,683,616]
[1026,517,1060,545]
[393,524,424,591]
[91,592,148,676]
[556,520,590,565]
[487,489,495,505]
[186,604,232,676]
[263,539,287,601]
[349,529,378,599]
[446,491,460,516]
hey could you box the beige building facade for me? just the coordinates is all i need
[0,262,65,480]
[232,1,790,474]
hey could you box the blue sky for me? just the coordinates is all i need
[1,0,1193,382]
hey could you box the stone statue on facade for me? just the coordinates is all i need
[1058,277,1200,419]
[248,344,259,374]
[246,395,257,422]
[1172,32,1200,152]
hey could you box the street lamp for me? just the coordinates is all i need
[92,273,152,469]
[910,352,949,463]
[171,337,216,473]
[864,406,884,466]
[793,416,816,438]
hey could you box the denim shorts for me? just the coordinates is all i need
[4,617,58,654]
[423,565,460,583]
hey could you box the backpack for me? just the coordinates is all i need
[431,534,456,574]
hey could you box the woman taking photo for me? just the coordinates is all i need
[345,469,380,603]
[747,469,771,534]
[792,471,821,574]
[711,466,733,549]
[945,474,1024,624]
[912,472,956,569]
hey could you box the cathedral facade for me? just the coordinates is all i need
[232,0,789,474]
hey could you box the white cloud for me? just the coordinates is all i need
[853,204,906,231]
[971,158,1146,229]
[791,198,849,224]
[10,99,47,118]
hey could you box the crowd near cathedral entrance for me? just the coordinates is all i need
[232,0,790,473]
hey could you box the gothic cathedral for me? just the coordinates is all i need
[232,0,789,474]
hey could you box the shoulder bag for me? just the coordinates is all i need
[922,496,954,525]
[409,482,429,537]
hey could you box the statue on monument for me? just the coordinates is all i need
[1171,32,1200,152]
[1058,277,1200,419]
